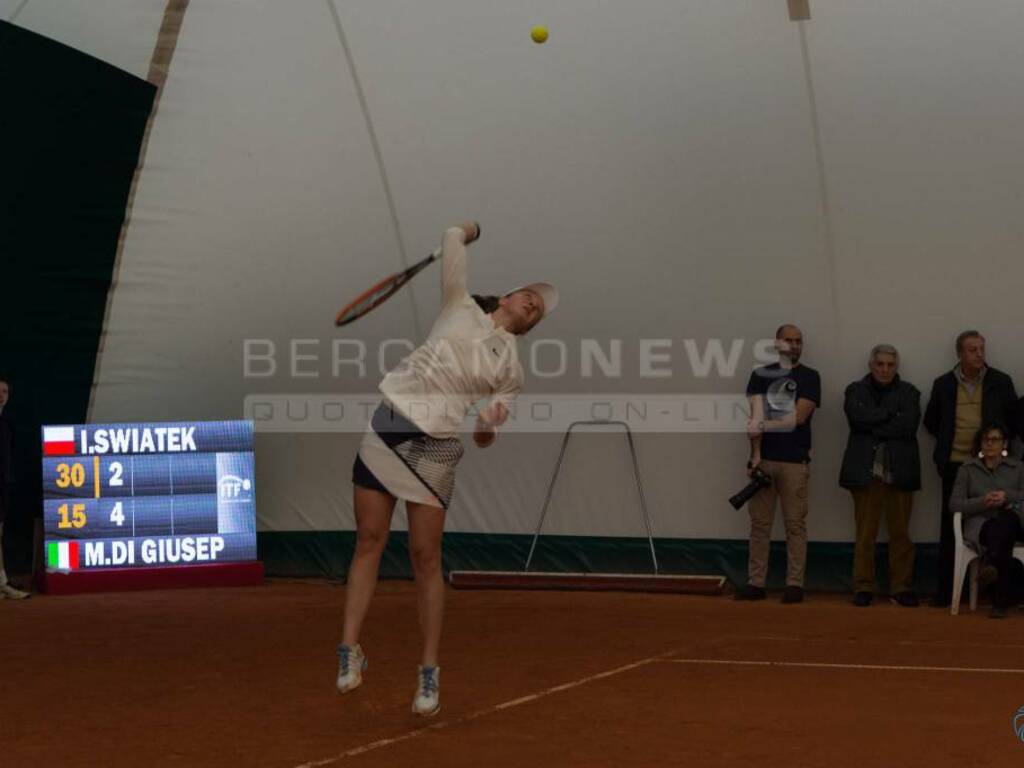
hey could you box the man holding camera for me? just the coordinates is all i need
[839,345,921,607]
[736,325,821,604]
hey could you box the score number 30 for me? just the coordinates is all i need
[54,461,127,530]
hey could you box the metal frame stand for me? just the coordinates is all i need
[524,420,659,574]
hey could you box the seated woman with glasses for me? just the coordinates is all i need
[949,420,1024,618]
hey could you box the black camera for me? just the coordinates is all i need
[729,467,772,510]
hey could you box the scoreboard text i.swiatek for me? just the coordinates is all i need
[42,421,256,571]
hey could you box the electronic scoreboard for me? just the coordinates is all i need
[42,421,256,573]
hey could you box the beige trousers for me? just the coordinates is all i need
[746,460,809,588]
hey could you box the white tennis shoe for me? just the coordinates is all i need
[336,643,367,693]
[412,665,440,716]
[0,583,29,600]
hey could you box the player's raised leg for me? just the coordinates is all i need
[407,501,446,715]
[337,484,396,693]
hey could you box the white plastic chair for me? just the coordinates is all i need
[951,511,1024,615]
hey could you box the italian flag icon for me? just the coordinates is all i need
[47,541,80,570]
[43,426,76,456]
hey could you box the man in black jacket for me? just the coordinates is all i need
[923,331,1017,606]
[0,376,29,599]
[840,345,921,607]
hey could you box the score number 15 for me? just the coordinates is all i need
[57,502,87,529]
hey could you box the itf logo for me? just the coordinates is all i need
[218,474,252,500]
[1014,706,1024,744]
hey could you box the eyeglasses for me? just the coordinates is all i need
[981,435,1005,444]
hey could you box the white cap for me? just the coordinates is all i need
[504,282,559,318]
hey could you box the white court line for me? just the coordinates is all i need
[664,658,1024,674]
[724,635,1024,651]
[896,639,1024,651]
[292,650,680,768]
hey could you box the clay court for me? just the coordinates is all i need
[8,3,1024,764]
[9,580,1024,767]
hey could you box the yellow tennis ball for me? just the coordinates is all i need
[531,25,548,44]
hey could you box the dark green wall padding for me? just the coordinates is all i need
[258,531,941,595]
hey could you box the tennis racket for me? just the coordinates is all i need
[334,248,441,327]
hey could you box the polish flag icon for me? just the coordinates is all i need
[43,426,76,456]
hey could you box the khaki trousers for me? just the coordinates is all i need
[747,460,809,588]
[850,480,914,594]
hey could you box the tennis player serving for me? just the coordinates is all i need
[336,221,558,716]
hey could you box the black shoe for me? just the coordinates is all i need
[781,586,804,604]
[890,591,919,608]
[852,591,873,607]
[990,605,1008,619]
[928,594,951,608]
[734,584,766,601]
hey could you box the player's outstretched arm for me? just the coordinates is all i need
[441,221,481,305]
